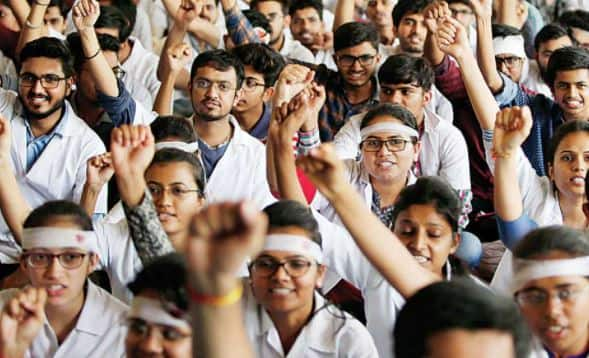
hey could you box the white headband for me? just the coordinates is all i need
[22,227,97,253]
[128,296,190,330]
[155,141,200,153]
[511,256,589,293]
[360,122,418,141]
[493,35,527,59]
[263,234,323,264]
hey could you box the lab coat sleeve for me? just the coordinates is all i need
[336,318,379,358]
[431,86,454,122]
[251,148,277,209]
[438,123,471,191]
[333,114,361,160]
[312,209,373,290]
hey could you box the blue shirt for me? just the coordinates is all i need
[198,139,229,178]
[24,108,68,171]
[248,102,271,141]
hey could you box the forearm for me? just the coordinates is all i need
[15,2,49,56]
[187,20,221,47]
[332,0,354,31]
[79,28,119,97]
[153,72,176,115]
[157,24,187,82]
[174,69,190,91]
[8,0,31,27]
[496,0,520,28]
[424,32,445,67]
[493,152,523,221]
[455,50,499,130]
[476,16,503,92]
[326,183,439,298]
[116,172,147,208]
[123,189,175,263]
[80,183,102,217]
[0,159,31,243]
[274,133,307,205]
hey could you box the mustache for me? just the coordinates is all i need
[27,93,50,101]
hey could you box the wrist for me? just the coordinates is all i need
[189,274,241,297]
[83,182,103,194]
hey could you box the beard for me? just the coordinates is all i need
[20,95,66,120]
[194,109,230,122]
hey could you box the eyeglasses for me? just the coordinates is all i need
[242,77,265,92]
[192,78,235,93]
[147,183,201,200]
[336,54,377,67]
[127,318,191,342]
[23,252,88,269]
[361,138,413,152]
[112,65,126,80]
[249,257,314,278]
[495,56,523,69]
[19,73,68,89]
[515,285,589,307]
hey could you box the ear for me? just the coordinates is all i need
[314,264,327,289]
[422,89,432,106]
[65,77,75,96]
[449,232,461,255]
[262,86,275,102]
[87,253,100,274]
[547,162,554,181]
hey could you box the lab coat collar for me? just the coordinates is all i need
[422,108,442,134]
[73,280,120,335]
[17,99,87,138]
[257,292,339,354]
[191,115,249,148]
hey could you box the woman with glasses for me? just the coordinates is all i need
[0,200,128,356]
[243,200,378,357]
[509,226,589,358]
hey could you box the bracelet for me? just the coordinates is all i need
[187,284,243,306]
[491,148,512,159]
[84,48,101,60]
[25,20,42,29]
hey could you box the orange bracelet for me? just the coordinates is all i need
[188,284,243,306]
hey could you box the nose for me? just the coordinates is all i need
[544,294,565,319]
[350,59,363,71]
[155,188,174,207]
[389,91,403,105]
[271,263,291,281]
[204,84,220,99]
[567,85,579,98]
[44,256,64,279]
[499,61,510,76]
[410,230,428,251]
[31,78,45,93]
[138,328,164,354]
[573,155,586,173]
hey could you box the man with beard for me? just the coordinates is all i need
[392,0,433,57]
[251,0,315,62]
[315,21,380,141]
[0,37,107,263]
[523,23,574,98]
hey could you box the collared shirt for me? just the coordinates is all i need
[280,34,315,63]
[0,281,128,357]
[248,101,272,141]
[121,37,161,110]
[244,289,378,357]
[24,109,68,170]
[317,70,379,142]
[371,190,395,228]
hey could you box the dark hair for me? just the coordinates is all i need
[545,46,589,88]
[150,116,197,143]
[391,177,462,233]
[559,10,589,33]
[243,9,272,36]
[395,278,531,358]
[190,49,245,90]
[288,0,322,20]
[333,22,379,53]
[150,148,206,195]
[514,226,589,259]
[47,0,69,17]
[545,120,589,173]
[128,253,189,313]
[19,37,74,78]
[534,23,572,52]
[378,54,433,90]
[392,0,432,28]
[230,43,285,86]
[110,0,137,39]
[95,6,133,42]
[360,103,418,131]
[67,33,121,72]
[23,200,93,231]
[263,200,322,246]
[251,0,290,15]
[492,23,522,38]
[446,0,471,6]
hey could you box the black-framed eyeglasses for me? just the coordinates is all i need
[361,138,413,152]
[249,257,314,278]
[147,183,202,200]
[495,56,522,69]
[19,73,68,89]
[23,252,88,269]
[242,77,266,92]
[336,54,377,67]
[192,78,235,93]
[127,318,191,341]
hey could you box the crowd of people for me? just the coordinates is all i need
[0,0,588,355]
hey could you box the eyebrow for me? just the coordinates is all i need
[147,181,190,186]
[257,254,308,260]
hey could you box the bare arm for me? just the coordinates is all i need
[153,43,192,114]
[80,153,114,216]
[332,0,354,32]
[15,0,48,56]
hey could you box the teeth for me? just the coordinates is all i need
[548,325,564,333]
[572,177,585,185]
[377,162,393,168]
[47,284,64,292]
[413,255,429,263]
[270,288,292,295]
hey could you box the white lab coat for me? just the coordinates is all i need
[121,37,161,109]
[0,90,107,263]
[280,35,315,63]
[0,281,127,357]
[203,116,276,210]
[333,109,470,191]
[244,288,378,357]
[522,60,552,99]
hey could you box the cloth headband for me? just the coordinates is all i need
[128,296,190,330]
[22,227,97,253]
[493,35,527,59]
[155,141,200,153]
[360,122,419,141]
[511,256,589,293]
[263,234,323,264]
